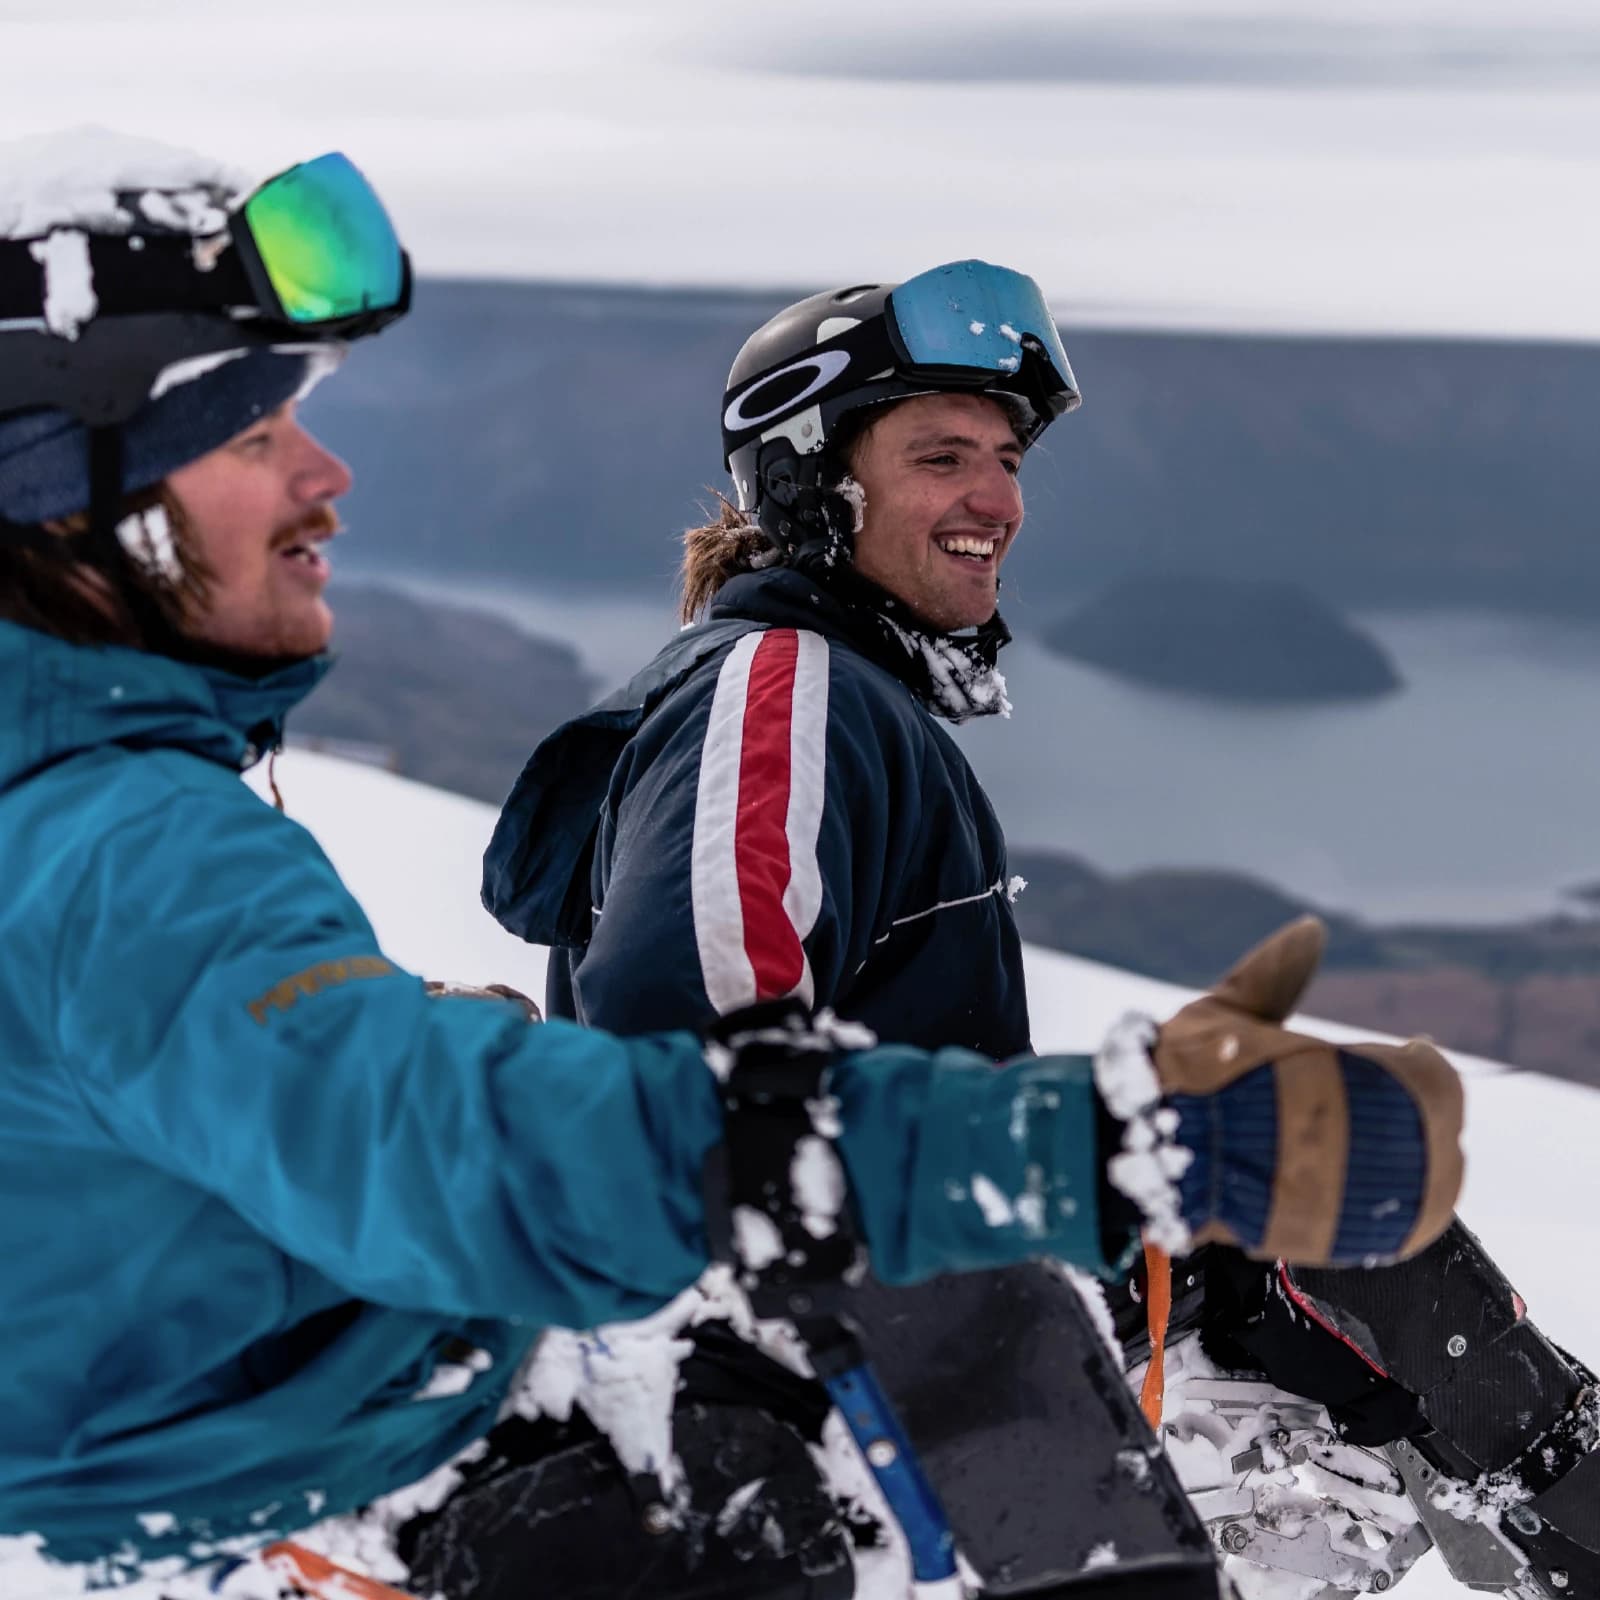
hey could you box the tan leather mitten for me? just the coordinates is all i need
[1149,916,1463,1265]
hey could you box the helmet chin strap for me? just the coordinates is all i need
[83,425,203,661]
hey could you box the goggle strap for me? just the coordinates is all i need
[0,233,254,323]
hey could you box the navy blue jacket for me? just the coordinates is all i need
[485,567,1031,1056]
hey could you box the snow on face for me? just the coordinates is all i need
[114,505,183,586]
[0,128,250,240]
[834,473,867,536]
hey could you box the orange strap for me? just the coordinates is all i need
[1138,1236,1172,1431]
[266,747,286,812]
[262,1540,417,1600]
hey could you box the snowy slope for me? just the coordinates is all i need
[251,747,1596,1599]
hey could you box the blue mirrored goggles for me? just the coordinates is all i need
[886,259,1079,418]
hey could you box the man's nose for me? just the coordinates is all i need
[966,459,1024,524]
[288,424,354,502]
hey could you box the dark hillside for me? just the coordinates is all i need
[304,277,1600,617]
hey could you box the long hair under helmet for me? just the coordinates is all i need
[0,137,410,650]
[720,259,1081,571]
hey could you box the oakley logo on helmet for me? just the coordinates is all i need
[723,349,851,435]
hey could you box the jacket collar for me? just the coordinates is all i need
[0,620,332,792]
[709,566,1013,724]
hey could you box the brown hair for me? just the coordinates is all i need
[0,484,209,648]
[678,496,768,624]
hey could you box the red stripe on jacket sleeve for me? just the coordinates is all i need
[735,630,807,1001]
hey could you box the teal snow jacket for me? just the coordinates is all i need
[0,621,1113,1580]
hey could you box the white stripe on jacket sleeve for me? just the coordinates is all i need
[689,629,831,1015]
[691,632,761,1014]
[779,630,830,1006]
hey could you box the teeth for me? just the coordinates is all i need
[937,536,998,558]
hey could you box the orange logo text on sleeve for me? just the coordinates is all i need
[248,957,397,1025]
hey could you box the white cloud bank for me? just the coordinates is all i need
[3,0,1597,341]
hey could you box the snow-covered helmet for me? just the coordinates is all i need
[0,136,409,635]
[721,260,1080,562]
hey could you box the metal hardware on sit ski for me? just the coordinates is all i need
[1385,1437,1546,1599]
[1169,1377,1435,1595]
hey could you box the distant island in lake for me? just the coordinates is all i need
[1042,577,1403,703]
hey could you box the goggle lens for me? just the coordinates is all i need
[241,152,406,325]
[888,259,1078,412]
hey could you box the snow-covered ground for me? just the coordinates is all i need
[4,0,1599,343]
[253,746,1600,1600]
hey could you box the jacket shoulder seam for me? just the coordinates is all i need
[46,763,266,1078]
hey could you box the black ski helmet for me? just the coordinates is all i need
[0,150,409,435]
[0,146,409,642]
[721,260,1080,561]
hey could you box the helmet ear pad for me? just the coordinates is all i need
[750,436,862,571]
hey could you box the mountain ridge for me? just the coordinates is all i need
[304,276,1600,617]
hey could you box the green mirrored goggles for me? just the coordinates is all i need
[234,151,410,333]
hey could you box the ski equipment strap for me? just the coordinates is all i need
[1140,1236,1173,1429]
[702,999,867,1320]
[262,1540,416,1599]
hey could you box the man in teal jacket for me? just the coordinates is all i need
[0,137,1464,1600]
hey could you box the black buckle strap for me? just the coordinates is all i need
[702,1000,868,1320]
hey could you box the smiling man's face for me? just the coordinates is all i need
[845,391,1025,632]
[165,400,353,662]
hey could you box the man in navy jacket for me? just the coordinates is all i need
[485,265,1060,1058]
[485,263,1600,1600]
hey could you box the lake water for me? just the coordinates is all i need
[380,570,1600,925]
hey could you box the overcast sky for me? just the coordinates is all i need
[4,0,1597,339]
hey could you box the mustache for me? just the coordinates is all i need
[270,503,342,550]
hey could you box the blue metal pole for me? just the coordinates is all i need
[803,1317,963,1593]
